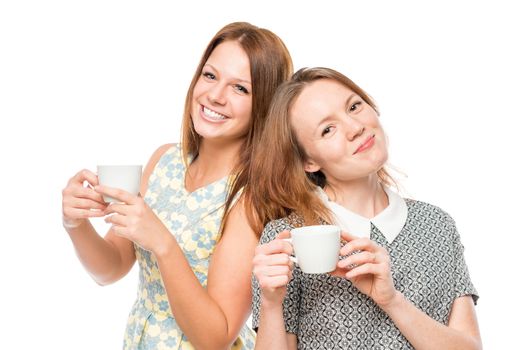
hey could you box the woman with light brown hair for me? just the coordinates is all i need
[248,67,481,349]
[61,22,293,349]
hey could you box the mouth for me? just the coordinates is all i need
[353,134,375,155]
[201,105,228,122]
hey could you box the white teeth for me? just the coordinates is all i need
[203,106,226,120]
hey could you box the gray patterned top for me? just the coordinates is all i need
[252,199,478,350]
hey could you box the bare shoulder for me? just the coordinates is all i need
[140,143,176,194]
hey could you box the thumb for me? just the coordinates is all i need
[340,230,359,242]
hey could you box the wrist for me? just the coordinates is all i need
[378,290,405,313]
[62,216,85,230]
[260,293,286,310]
[152,234,178,260]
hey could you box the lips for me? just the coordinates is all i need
[353,135,375,155]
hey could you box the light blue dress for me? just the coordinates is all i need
[123,144,256,349]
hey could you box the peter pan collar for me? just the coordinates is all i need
[316,186,408,243]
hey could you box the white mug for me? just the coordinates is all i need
[285,225,341,274]
[97,165,142,203]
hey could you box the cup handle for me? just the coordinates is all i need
[281,238,298,264]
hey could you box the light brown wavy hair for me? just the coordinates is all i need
[246,67,396,235]
[181,22,293,232]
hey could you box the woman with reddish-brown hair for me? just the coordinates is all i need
[248,67,481,349]
[61,22,293,349]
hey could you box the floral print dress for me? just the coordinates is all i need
[123,144,256,349]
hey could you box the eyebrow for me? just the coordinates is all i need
[203,64,252,85]
[316,93,356,127]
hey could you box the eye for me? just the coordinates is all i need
[321,126,333,137]
[348,101,362,112]
[202,71,216,80]
[234,84,249,94]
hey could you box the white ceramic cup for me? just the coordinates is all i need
[285,225,341,274]
[97,165,142,203]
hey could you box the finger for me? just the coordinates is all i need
[104,203,131,216]
[256,265,291,278]
[340,230,360,242]
[330,265,351,279]
[65,197,107,211]
[64,208,107,219]
[64,185,106,205]
[345,263,382,279]
[258,275,290,290]
[253,252,291,267]
[104,214,127,227]
[71,169,99,186]
[256,239,293,256]
[338,251,382,268]
[276,230,291,240]
[340,237,380,256]
[94,185,137,204]
[73,186,106,203]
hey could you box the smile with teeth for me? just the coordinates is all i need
[202,105,228,121]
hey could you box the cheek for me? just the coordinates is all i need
[309,139,345,167]
[234,98,252,122]
[192,79,206,100]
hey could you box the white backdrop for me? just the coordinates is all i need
[1,1,521,348]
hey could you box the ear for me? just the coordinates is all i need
[304,159,321,173]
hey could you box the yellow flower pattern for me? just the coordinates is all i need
[123,144,256,349]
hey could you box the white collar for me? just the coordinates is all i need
[316,186,408,243]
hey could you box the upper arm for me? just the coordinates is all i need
[448,296,482,346]
[206,198,259,339]
[286,333,298,349]
[104,143,174,279]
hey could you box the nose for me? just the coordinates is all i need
[207,83,227,106]
[345,118,365,141]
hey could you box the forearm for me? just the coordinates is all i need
[382,292,481,350]
[65,219,126,285]
[255,298,290,350]
[155,241,237,350]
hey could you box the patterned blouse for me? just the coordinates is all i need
[124,144,256,349]
[252,199,478,350]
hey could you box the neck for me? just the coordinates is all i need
[187,137,244,184]
[324,174,389,219]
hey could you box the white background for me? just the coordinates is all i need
[1,1,522,348]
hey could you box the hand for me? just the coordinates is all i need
[94,185,174,255]
[62,169,108,229]
[331,231,397,308]
[252,230,294,305]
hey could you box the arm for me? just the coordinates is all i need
[256,299,297,350]
[336,231,482,350]
[253,230,297,350]
[62,144,170,285]
[62,169,135,285]
[157,199,259,349]
[381,293,481,350]
[64,213,135,285]
[98,189,259,350]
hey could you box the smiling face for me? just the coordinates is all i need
[291,78,388,185]
[191,40,253,143]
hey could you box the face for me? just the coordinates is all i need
[191,40,253,143]
[291,79,388,185]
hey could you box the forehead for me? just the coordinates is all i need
[291,79,353,124]
[205,40,251,81]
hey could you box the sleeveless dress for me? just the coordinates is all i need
[123,144,256,349]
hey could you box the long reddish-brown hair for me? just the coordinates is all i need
[181,22,293,232]
[246,67,396,234]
